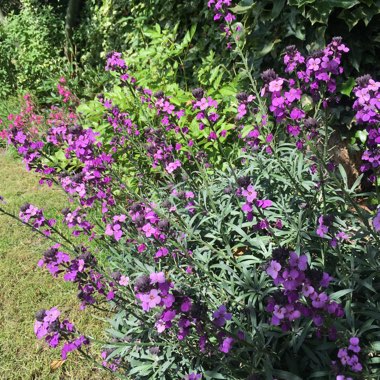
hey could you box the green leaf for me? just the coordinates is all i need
[272,0,286,18]
[309,371,330,378]
[219,85,237,96]
[272,369,303,380]
[355,129,368,143]
[330,288,353,300]
[288,0,315,6]
[340,77,356,96]
[327,0,359,7]
[338,164,348,188]
[204,370,227,379]
[230,0,254,14]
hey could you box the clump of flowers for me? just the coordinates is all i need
[334,337,363,377]
[34,307,89,359]
[266,248,344,334]
[353,75,380,174]
[261,38,350,150]
[134,272,235,354]
[19,203,56,235]
[208,0,236,48]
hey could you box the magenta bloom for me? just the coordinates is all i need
[219,336,234,353]
[373,209,380,231]
[242,184,257,202]
[61,335,89,359]
[141,289,161,311]
[237,103,247,119]
[213,305,232,327]
[119,275,129,286]
[289,252,308,270]
[165,159,181,174]
[302,283,314,297]
[257,199,272,209]
[185,373,202,380]
[105,223,123,241]
[311,292,329,308]
[266,260,281,279]
[349,337,361,353]
[149,271,166,284]
[142,223,157,238]
[268,78,284,92]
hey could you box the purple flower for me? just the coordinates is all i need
[149,272,166,284]
[373,209,380,231]
[289,252,308,271]
[141,289,161,311]
[257,199,272,208]
[320,272,333,287]
[349,337,361,353]
[311,292,329,308]
[237,103,247,119]
[302,283,314,297]
[61,335,89,359]
[166,160,181,174]
[219,336,234,353]
[105,223,123,241]
[185,373,202,380]
[213,305,232,327]
[268,79,284,92]
[119,275,129,286]
[242,184,257,202]
[316,215,329,237]
[282,268,300,290]
[266,260,281,279]
[142,223,157,238]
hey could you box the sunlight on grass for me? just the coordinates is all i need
[0,150,114,379]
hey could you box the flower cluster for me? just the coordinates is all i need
[101,349,121,372]
[185,373,202,380]
[353,75,380,174]
[34,307,89,359]
[239,180,272,229]
[316,214,349,248]
[129,202,170,243]
[38,245,118,309]
[5,96,45,171]
[105,214,126,241]
[208,0,236,48]
[261,38,349,149]
[266,248,344,333]
[57,77,77,104]
[192,88,225,141]
[236,92,256,120]
[19,203,56,235]
[62,207,94,237]
[135,273,235,354]
[335,337,363,376]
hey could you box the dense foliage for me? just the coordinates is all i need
[1,0,380,101]
[1,1,380,380]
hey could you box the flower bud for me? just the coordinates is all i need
[35,309,47,322]
[192,88,204,100]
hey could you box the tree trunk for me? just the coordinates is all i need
[0,8,5,24]
[65,0,82,63]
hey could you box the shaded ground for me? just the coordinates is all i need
[0,150,113,379]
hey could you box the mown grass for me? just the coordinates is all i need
[0,149,114,380]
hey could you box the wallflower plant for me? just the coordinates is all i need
[1,7,380,380]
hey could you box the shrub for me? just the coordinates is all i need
[0,1,65,99]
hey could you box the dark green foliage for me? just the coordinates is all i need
[1,0,380,103]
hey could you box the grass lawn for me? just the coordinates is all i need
[0,149,114,379]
